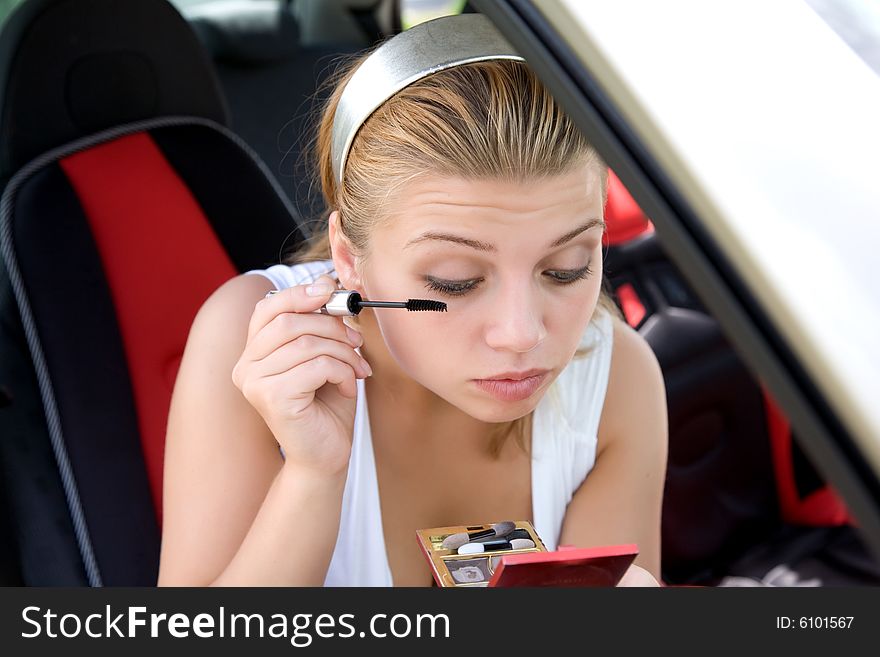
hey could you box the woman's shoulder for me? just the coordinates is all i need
[603,316,664,410]
[242,259,337,291]
[595,315,667,457]
[188,259,338,353]
[197,271,276,328]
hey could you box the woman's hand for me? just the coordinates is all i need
[231,275,371,476]
[617,563,662,587]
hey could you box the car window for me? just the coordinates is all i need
[805,0,880,77]
[473,0,880,556]
[401,0,467,29]
[0,0,23,26]
[0,0,273,28]
[169,0,222,7]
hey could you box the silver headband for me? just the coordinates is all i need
[330,13,524,185]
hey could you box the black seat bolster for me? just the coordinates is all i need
[3,163,160,586]
[0,117,308,585]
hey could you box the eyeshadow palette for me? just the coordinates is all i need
[416,521,546,587]
[416,520,638,587]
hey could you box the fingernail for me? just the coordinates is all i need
[306,283,334,297]
[346,327,363,346]
[362,359,373,376]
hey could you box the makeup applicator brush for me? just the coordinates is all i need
[473,528,531,543]
[458,538,536,555]
[441,521,517,550]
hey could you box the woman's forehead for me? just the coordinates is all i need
[384,166,604,232]
[369,179,605,260]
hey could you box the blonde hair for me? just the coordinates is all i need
[287,51,620,457]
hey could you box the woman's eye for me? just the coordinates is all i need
[546,264,593,283]
[424,277,480,297]
[424,264,593,297]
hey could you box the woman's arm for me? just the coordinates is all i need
[157,274,345,586]
[558,317,669,583]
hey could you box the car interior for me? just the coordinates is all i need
[0,0,878,586]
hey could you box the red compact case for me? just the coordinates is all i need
[488,543,638,587]
[416,520,638,587]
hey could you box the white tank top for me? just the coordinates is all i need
[244,260,615,586]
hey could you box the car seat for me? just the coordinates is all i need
[183,0,376,225]
[0,0,308,585]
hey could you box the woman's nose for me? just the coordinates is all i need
[483,284,547,353]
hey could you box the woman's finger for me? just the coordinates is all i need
[249,335,370,379]
[245,311,363,362]
[246,275,339,342]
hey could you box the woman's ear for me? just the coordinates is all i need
[328,210,364,290]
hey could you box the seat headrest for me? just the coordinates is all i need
[0,0,229,181]
[184,0,300,65]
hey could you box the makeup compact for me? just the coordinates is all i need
[416,520,639,587]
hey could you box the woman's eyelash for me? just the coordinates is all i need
[424,278,474,296]
[424,265,594,297]
[548,264,593,284]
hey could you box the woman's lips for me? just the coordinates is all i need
[472,372,549,402]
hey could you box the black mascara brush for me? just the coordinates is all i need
[266,288,447,316]
[321,289,447,315]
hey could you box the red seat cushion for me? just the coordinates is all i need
[763,388,854,527]
[60,131,238,525]
[604,170,654,245]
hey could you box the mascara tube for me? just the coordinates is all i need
[319,290,364,316]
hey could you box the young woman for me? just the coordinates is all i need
[157,14,667,587]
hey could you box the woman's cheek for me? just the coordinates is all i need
[579,275,603,319]
[375,310,458,381]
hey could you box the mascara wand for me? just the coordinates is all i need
[266,288,447,316]
[322,289,447,315]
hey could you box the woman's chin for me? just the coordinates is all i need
[454,391,542,424]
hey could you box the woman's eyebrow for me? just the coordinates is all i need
[404,218,605,252]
